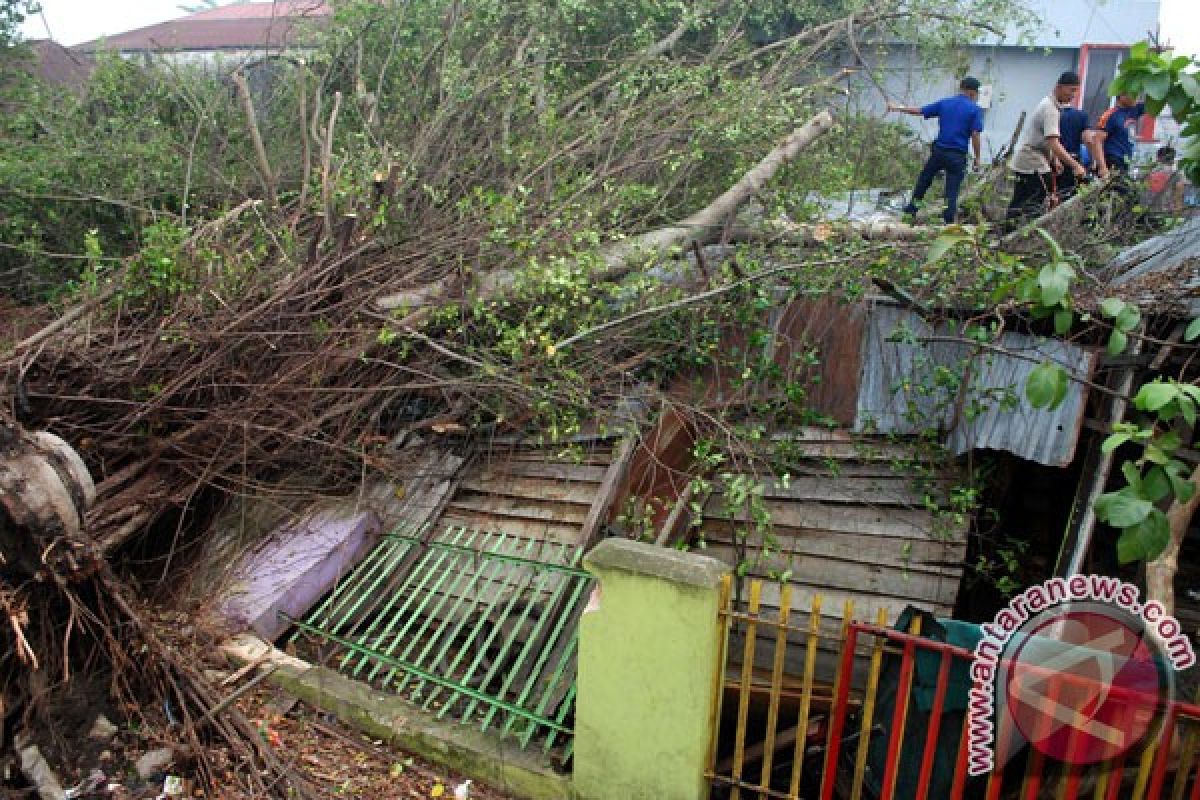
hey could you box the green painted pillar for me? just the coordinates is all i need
[574,539,730,800]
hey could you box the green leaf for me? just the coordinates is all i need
[1115,306,1141,332]
[1034,229,1065,264]
[926,234,963,265]
[1181,396,1197,428]
[1145,444,1170,465]
[1169,470,1197,504]
[1179,72,1200,104]
[1145,71,1172,102]
[1184,318,1200,342]
[1142,466,1170,503]
[1130,41,1150,61]
[1156,430,1182,453]
[1117,509,1171,564]
[1107,329,1128,357]
[1095,491,1153,529]
[1101,432,1132,454]
[1121,461,1144,490]
[1100,297,1126,318]
[1054,309,1073,335]
[1135,381,1176,412]
[1038,261,1074,308]
[1026,362,1067,409]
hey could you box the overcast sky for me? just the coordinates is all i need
[21,0,187,47]
[18,0,1200,54]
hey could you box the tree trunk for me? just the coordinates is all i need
[1146,464,1200,617]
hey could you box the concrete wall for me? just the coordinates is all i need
[849,45,1078,160]
[574,540,729,800]
[844,0,1161,160]
[1003,0,1161,48]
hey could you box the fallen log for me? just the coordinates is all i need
[376,110,838,312]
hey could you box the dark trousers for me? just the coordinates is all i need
[1056,168,1078,203]
[1005,171,1051,230]
[905,145,968,223]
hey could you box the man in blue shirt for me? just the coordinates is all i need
[888,76,985,224]
[1090,94,1145,178]
[1057,106,1091,200]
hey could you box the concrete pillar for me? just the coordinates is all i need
[574,538,730,800]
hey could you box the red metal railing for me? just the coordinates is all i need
[818,621,1200,800]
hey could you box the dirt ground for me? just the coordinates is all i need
[27,680,516,800]
[15,607,517,800]
[228,685,517,800]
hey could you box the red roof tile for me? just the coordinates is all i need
[75,2,331,53]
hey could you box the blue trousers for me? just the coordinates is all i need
[904,145,968,223]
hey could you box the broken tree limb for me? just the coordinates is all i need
[594,110,836,274]
[553,246,894,352]
[740,217,955,244]
[15,733,66,800]
[1147,463,1200,617]
[321,91,344,243]
[1002,175,1115,245]
[559,4,708,117]
[232,70,278,211]
[377,110,836,313]
[9,284,118,355]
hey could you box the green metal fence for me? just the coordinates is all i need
[285,522,591,762]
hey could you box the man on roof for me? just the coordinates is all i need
[887,76,984,224]
[1005,71,1088,230]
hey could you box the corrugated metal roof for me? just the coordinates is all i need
[1103,216,1200,316]
[854,299,1096,467]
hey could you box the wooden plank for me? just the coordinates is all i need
[579,436,637,549]
[446,495,590,525]
[784,461,919,478]
[701,527,965,569]
[439,510,582,546]
[701,500,956,541]
[503,449,613,465]
[704,545,960,606]
[476,461,609,483]
[751,476,952,505]
[459,475,598,505]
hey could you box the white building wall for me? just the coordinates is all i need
[850,46,1078,161]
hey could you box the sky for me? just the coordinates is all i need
[20,0,188,47]
[17,0,1200,54]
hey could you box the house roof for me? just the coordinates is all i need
[75,1,331,54]
[28,39,95,90]
[1104,216,1200,315]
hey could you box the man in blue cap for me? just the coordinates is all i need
[888,76,984,224]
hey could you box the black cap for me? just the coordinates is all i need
[960,76,981,91]
[1057,71,1081,86]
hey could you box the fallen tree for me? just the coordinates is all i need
[0,0,1055,789]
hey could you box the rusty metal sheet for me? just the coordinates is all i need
[774,297,863,426]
